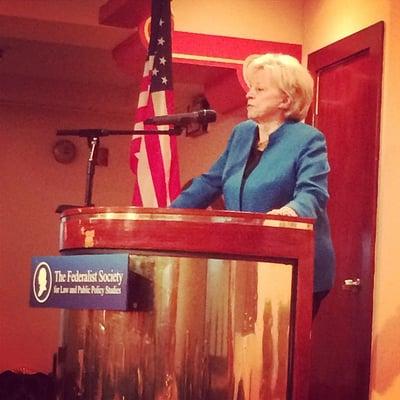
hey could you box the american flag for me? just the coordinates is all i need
[130,0,180,207]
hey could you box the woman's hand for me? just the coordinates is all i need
[267,206,298,217]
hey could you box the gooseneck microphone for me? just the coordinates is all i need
[144,109,217,126]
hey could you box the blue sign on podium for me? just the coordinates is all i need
[30,254,151,311]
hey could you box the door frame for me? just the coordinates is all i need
[306,21,384,397]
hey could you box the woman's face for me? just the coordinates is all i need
[246,67,288,123]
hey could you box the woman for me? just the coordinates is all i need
[171,53,335,315]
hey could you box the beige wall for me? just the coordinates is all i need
[372,2,400,399]
[0,78,134,372]
[302,1,400,399]
[303,0,388,54]
[173,0,304,43]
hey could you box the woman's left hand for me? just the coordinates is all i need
[267,206,298,217]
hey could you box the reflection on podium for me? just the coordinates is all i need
[56,207,314,400]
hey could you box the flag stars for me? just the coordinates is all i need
[159,57,167,65]
[159,18,164,26]
[161,77,168,85]
[157,37,165,46]
[152,68,159,76]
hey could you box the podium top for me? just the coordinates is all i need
[60,206,314,259]
[61,206,313,227]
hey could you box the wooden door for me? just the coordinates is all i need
[307,22,384,400]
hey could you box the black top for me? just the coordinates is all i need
[243,128,263,180]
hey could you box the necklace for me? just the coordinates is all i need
[257,120,284,151]
[257,137,269,151]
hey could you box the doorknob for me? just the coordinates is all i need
[342,278,361,290]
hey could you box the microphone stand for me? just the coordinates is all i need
[55,127,184,213]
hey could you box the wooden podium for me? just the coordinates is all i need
[57,207,314,400]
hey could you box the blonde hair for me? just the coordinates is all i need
[243,53,314,121]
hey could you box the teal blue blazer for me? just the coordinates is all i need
[171,120,335,292]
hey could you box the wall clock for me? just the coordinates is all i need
[53,139,76,164]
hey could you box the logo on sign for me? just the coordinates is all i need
[32,262,52,303]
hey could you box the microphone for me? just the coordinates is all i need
[144,109,217,126]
